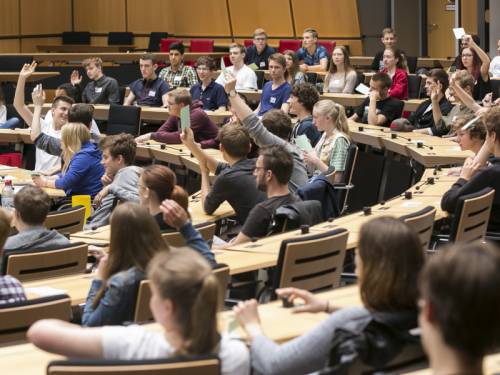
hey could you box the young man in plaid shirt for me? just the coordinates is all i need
[158,43,198,89]
[0,208,26,305]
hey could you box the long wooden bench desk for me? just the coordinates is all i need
[0,71,60,83]
[37,45,136,53]
[0,166,65,198]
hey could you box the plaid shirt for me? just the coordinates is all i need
[158,64,198,89]
[0,275,27,305]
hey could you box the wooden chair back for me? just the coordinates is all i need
[0,295,71,344]
[44,205,86,234]
[162,222,216,247]
[47,355,220,375]
[399,206,436,249]
[450,187,495,242]
[274,228,348,293]
[3,243,88,282]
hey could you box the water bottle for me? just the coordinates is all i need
[1,180,15,210]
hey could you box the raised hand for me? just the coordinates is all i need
[70,70,83,86]
[160,199,189,230]
[223,72,237,94]
[233,299,263,338]
[19,61,37,79]
[31,84,45,106]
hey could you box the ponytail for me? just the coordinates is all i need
[171,185,189,212]
[314,100,351,140]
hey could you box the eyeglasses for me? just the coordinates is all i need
[254,37,266,41]
[461,54,473,57]
[196,67,210,71]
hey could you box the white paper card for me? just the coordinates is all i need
[25,286,67,297]
[453,28,466,40]
[355,83,370,95]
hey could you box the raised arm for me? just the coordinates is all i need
[449,75,481,113]
[30,84,45,141]
[463,34,491,81]
[13,62,38,126]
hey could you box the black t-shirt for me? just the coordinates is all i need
[355,96,404,127]
[473,74,491,101]
[204,158,267,224]
[244,45,276,70]
[242,193,301,238]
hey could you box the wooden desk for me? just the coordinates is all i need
[349,56,454,69]
[0,166,66,198]
[0,71,60,83]
[0,129,32,144]
[37,45,136,53]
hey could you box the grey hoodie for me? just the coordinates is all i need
[4,226,70,252]
[85,166,142,229]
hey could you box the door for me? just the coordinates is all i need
[427,0,456,57]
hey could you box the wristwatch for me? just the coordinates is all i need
[228,89,237,97]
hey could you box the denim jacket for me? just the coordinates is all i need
[82,221,216,326]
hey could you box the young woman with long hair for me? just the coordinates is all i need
[381,47,408,100]
[283,50,305,86]
[323,46,357,94]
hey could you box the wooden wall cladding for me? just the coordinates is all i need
[73,0,126,32]
[0,0,19,36]
[126,0,173,34]
[171,0,230,36]
[20,0,71,35]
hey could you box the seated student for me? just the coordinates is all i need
[255,53,291,116]
[349,72,404,127]
[181,125,266,225]
[0,208,26,305]
[14,62,74,172]
[28,248,250,375]
[453,115,485,154]
[158,43,198,89]
[489,38,500,78]
[69,57,120,104]
[245,28,276,70]
[217,145,301,248]
[381,48,408,100]
[456,34,491,100]
[289,83,321,146]
[394,69,453,135]
[371,27,403,71]
[4,186,69,252]
[55,83,82,103]
[0,86,21,129]
[124,54,170,107]
[323,46,357,94]
[136,88,219,148]
[419,241,500,375]
[415,70,475,135]
[190,56,227,111]
[296,28,329,73]
[215,44,258,91]
[233,216,424,375]
[32,123,104,198]
[304,100,350,182]
[224,74,308,192]
[283,50,305,86]
[86,134,142,229]
[441,107,500,232]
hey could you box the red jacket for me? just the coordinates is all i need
[383,67,408,100]
[151,100,219,149]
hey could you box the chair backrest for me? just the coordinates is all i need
[134,264,229,323]
[406,55,418,73]
[108,32,134,46]
[62,31,90,45]
[272,200,324,233]
[190,39,214,52]
[148,32,168,52]
[490,77,500,101]
[3,242,88,282]
[318,40,336,56]
[160,38,183,52]
[450,187,495,242]
[273,228,349,294]
[44,205,86,235]
[47,355,220,375]
[407,74,422,99]
[0,294,71,344]
[255,70,266,89]
[243,39,253,48]
[399,206,436,249]
[305,72,318,84]
[106,104,142,136]
[278,39,302,53]
[162,222,216,247]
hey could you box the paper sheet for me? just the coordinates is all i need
[295,134,313,152]
[180,106,191,131]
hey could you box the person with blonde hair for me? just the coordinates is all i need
[303,100,350,181]
[28,248,250,374]
[32,122,104,198]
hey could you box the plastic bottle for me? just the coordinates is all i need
[1,179,15,210]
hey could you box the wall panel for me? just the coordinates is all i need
[0,39,20,53]
[21,37,61,52]
[74,0,126,32]
[461,0,477,35]
[0,0,19,36]
[20,0,71,35]
[172,0,230,36]
[291,0,360,38]
[229,0,294,38]
[126,0,173,34]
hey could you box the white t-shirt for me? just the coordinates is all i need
[216,65,258,91]
[35,117,61,172]
[0,105,6,123]
[101,325,250,375]
[490,56,500,78]
[44,110,101,135]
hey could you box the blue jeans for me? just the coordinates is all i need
[0,117,21,129]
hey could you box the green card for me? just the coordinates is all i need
[180,106,190,131]
[248,63,259,71]
[295,134,313,152]
[227,317,239,333]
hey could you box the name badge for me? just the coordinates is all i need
[95,87,103,93]
[259,61,266,67]
[174,77,181,83]
[148,90,156,97]
[269,97,277,104]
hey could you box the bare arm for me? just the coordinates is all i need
[464,34,491,81]
[161,93,169,108]
[200,167,211,210]
[449,78,481,113]
[301,58,328,73]
[28,319,103,359]
[367,91,386,125]
[123,90,135,106]
[180,128,219,173]
[30,84,45,141]
[14,62,38,126]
